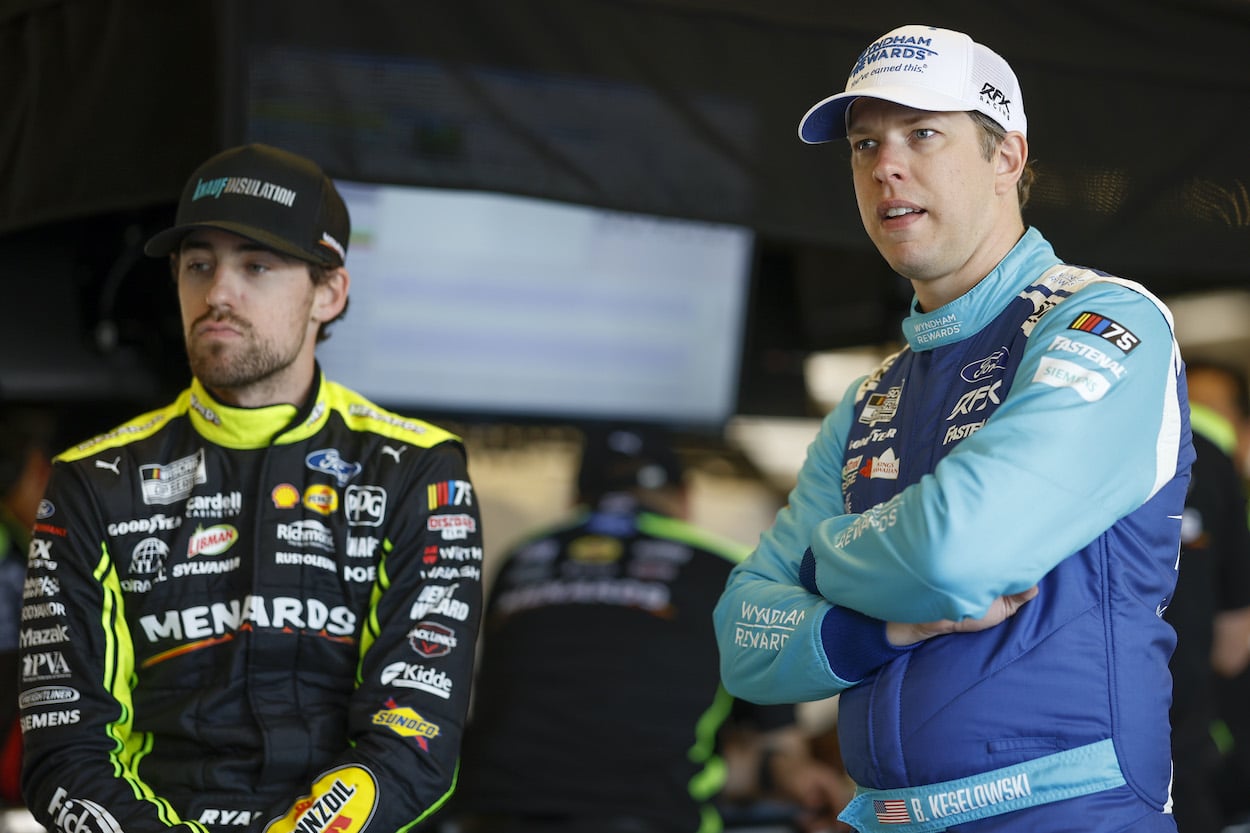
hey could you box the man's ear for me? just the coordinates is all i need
[995,132,1029,195]
[313,267,351,322]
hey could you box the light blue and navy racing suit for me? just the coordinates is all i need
[714,228,1193,832]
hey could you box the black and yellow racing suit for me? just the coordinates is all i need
[19,372,483,833]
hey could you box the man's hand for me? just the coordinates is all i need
[885,586,1040,647]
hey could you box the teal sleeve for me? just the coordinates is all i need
[807,284,1184,624]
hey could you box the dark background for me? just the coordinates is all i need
[2,0,1247,431]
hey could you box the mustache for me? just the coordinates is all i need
[192,310,250,331]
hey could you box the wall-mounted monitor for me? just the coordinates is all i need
[318,182,754,430]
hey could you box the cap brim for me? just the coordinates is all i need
[798,87,986,143]
[143,221,335,265]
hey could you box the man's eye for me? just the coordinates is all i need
[852,138,877,152]
[914,128,936,140]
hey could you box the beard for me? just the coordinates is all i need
[185,315,304,393]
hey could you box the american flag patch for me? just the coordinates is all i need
[873,798,911,824]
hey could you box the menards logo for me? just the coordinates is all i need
[188,524,238,557]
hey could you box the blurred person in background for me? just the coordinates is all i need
[1164,358,1250,832]
[0,404,56,808]
[1184,358,1250,829]
[439,424,853,833]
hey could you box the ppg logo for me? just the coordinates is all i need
[345,486,387,527]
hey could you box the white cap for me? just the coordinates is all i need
[798,24,1027,143]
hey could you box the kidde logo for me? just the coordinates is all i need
[188,524,239,557]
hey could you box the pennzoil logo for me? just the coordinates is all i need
[372,698,441,750]
[303,485,339,516]
[264,766,378,833]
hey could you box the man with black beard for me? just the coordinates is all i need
[18,145,484,833]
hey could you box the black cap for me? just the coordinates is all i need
[576,425,684,502]
[144,143,350,267]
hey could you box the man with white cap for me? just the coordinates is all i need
[714,24,1192,832]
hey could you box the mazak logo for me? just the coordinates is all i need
[20,625,69,648]
[305,448,362,487]
[345,485,386,527]
[408,621,457,657]
[188,524,239,557]
[960,347,1010,383]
